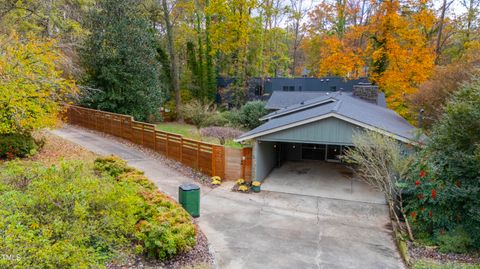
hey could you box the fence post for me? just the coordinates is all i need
[166,134,169,157]
[196,143,200,170]
[212,145,225,179]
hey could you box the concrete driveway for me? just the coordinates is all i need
[263,161,386,204]
[53,126,404,269]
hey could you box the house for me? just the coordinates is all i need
[235,85,417,182]
[216,76,372,106]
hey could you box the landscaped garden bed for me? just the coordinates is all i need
[0,133,213,268]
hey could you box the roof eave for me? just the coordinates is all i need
[235,113,416,144]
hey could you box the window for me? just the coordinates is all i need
[299,86,302,91]
[255,85,263,96]
[289,86,295,91]
[330,86,337,92]
[283,86,289,91]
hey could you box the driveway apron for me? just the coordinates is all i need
[53,126,404,269]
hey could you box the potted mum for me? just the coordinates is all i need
[251,181,261,193]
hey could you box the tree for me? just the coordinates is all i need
[160,0,182,118]
[367,0,436,119]
[342,131,414,240]
[0,32,76,134]
[407,61,479,129]
[405,77,480,248]
[81,0,165,122]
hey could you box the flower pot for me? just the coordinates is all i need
[251,185,261,193]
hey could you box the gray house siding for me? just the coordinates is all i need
[258,117,362,145]
[254,141,277,181]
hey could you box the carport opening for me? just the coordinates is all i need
[275,142,352,167]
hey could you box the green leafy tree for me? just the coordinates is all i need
[405,77,480,250]
[81,0,165,121]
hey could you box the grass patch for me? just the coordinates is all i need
[413,260,480,269]
[156,122,246,148]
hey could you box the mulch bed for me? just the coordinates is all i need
[64,124,220,189]
[408,242,480,265]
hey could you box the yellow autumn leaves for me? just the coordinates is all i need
[0,32,77,134]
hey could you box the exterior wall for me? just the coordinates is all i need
[253,140,278,181]
[258,117,361,145]
[265,77,369,93]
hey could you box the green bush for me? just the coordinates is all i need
[238,101,268,130]
[0,157,196,268]
[437,227,473,254]
[0,133,40,159]
[94,155,135,177]
[202,112,229,127]
[94,156,196,259]
[405,77,480,250]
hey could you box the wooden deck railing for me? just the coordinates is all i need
[65,105,252,181]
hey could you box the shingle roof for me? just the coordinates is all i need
[265,92,328,110]
[237,92,417,143]
[265,91,387,110]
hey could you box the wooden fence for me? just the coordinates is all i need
[65,105,252,181]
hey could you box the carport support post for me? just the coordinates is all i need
[252,140,258,180]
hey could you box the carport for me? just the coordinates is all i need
[235,91,416,202]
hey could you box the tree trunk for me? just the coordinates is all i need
[205,0,216,100]
[435,0,447,64]
[161,0,181,120]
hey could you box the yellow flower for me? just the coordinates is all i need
[236,178,245,185]
[252,181,261,187]
[211,176,221,182]
[211,179,221,185]
[238,185,249,192]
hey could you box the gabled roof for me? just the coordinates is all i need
[265,92,328,110]
[265,91,387,110]
[236,92,417,143]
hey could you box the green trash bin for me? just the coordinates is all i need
[179,183,200,218]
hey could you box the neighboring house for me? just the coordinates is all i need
[235,85,417,181]
[216,76,372,106]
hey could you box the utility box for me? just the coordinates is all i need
[178,183,200,218]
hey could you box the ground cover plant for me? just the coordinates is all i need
[0,155,196,268]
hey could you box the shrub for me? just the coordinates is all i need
[405,78,480,249]
[222,110,243,128]
[202,112,229,127]
[0,160,143,268]
[237,101,268,130]
[200,127,244,145]
[0,133,41,159]
[437,227,473,254]
[94,156,196,259]
[0,157,196,268]
[180,100,216,129]
[94,155,134,177]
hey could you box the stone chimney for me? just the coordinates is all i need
[352,83,379,103]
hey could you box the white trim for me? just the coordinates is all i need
[235,113,413,144]
[260,98,336,121]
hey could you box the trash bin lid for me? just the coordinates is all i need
[180,183,200,191]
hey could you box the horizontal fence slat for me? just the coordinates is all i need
[65,105,252,180]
